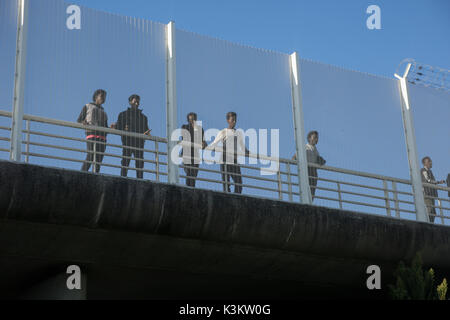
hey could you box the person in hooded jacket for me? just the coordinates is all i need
[77,89,110,173]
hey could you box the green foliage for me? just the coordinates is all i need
[437,278,448,301]
[389,253,447,300]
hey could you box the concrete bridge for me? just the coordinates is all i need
[0,160,449,299]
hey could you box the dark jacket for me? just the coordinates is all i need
[77,103,109,140]
[447,174,450,198]
[421,168,439,198]
[181,123,205,164]
[116,107,149,146]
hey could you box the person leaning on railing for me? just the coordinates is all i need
[207,112,250,194]
[421,156,447,223]
[77,89,110,174]
[180,112,207,188]
[292,131,326,201]
[111,94,151,180]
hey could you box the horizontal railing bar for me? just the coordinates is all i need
[179,174,292,195]
[23,140,168,167]
[313,185,416,205]
[314,195,417,214]
[22,113,167,143]
[0,110,12,117]
[180,164,285,185]
[23,129,168,157]
[23,151,168,176]
[316,176,414,196]
[311,163,414,185]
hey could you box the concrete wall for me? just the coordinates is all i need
[0,160,449,299]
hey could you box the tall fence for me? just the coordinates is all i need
[0,0,448,225]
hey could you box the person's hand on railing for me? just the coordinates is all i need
[110,123,117,129]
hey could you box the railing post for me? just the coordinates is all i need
[287,162,293,202]
[25,119,30,163]
[337,182,343,210]
[395,65,428,222]
[10,0,29,162]
[383,180,391,217]
[289,52,312,205]
[166,21,179,185]
[155,140,160,182]
[277,168,283,200]
[438,199,444,225]
[392,181,401,218]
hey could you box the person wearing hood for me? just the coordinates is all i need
[77,89,110,174]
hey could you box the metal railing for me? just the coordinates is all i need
[0,110,168,181]
[0,109,449,225]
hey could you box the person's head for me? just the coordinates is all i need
[226,112,237,129]
[422,156,433,169]
[187,112,197,126]
[93,89,107,105]
[307,131,319,146]
[129,94,140,108]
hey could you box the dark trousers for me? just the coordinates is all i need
[184,163,199,187]
[309,167,318,200]
[82,138,106,173]
[121,144,145,179]
[425,197,437,223]
[221,164,243,194]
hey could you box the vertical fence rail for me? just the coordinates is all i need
[155,140,160,182]
[166,21,179,184]
[290,52,311,205]
[25,119,30,163]
[383,180,391,217]
[337,182,343,210]
[392,182,401,218]
[286,163,293,202]
[10,0,29,162]
[395,65,428,222]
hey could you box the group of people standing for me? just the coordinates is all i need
[77,89,448,222]
[76,90,252,194]
[77,90,150,179]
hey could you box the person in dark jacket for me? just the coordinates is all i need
[421,156,446,223]
[292,131,326,201]
[77,89,109,173]
[181,112,207,187]
[112,95,150,179]
[447,174,450,198]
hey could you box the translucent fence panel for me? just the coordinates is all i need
[409,85,450,225]
[299,59,415,218]
[0,0,18,160]
[22,0,167,181]
[176,30,297,201]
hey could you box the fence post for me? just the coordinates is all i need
[166,21,179,185]
[395,64,428,223]
[10,0,29,162]
[289,52,312,205]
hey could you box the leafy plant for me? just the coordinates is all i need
[437,278,448,301]
[389,253,447,300]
